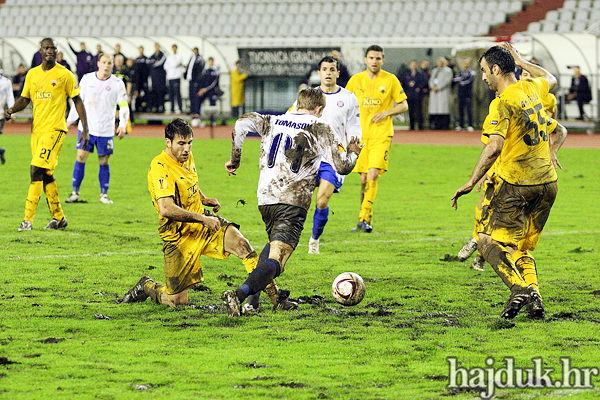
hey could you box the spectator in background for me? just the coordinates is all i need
[164,44,183,114]
[66,38,93,81]
[420,59,431,128]
[330,50,350,88]
[113,54,132,100]
[566,66,592,120]
[31,42,42,69]
[133,46,150,113]
[57,52,71,71]
[428,57,453,130]
[114,44,127,63]
[186,47,205,119]
[148,43,167,113]
[230,60,248,119]
[12,64,27,100]
[454,58,475,131]
[92,45,103,71]
[400,60,428,130]
[197,57,221,126]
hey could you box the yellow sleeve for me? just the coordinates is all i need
[546,117,558,134]
[393,76,408,104]
[482,98,509,139]
[65,70,80,99]
[21,70,32,99]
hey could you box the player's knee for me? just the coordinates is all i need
[235,235,254,258]
[98,156,109,165]
[316,195,329,209]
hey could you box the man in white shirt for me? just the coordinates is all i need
[65,53,129,204]
[164,44,183,114]
[0,70,15,164]
[293,56,362,254]
[221,87,362,316]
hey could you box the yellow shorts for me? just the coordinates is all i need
[480,177,557,251]
[30,130,67,174]
[353,135,392,174]
[162,224,231,295]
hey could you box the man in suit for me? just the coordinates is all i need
[185,47,204,119]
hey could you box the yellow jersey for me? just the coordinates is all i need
[148,151,203,242]
[21,63,79,134]
[483,78,557,186]
[542,92,557,117]
[346,69,407,139]
[230,69,248,107]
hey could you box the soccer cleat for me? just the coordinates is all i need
[121,276,152,303]
[527,289,545,320]
[241,303,258,315]
[65,192,80,203]
[500,286,534,319]
[99,194,113,204]
[273,289,298,311]
[221,289,241,317]
[351,220,373,233]
[0,148,5,164]
[65,191,79,203]
[467,126,474,132]
[45,217,68,230]
[471,254,486,271]
[455,126,463,131]
[457,238,478,261]
[308,237,320,254]
[18,220,33,232]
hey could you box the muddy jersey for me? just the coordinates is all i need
[483,77,557,186]
[292,87,362,173]
[231,111,359,210]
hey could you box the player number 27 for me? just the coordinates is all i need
[267,132,305,173]
[522,102,548,146]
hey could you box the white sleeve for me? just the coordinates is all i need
[4,80,15,108]
[231,112,267,164]
[67,75,86,124]
[346,93,362,143]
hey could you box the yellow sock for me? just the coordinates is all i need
[514,250,539,292]
[264,281,279,305]
[359,179,378,224]
[144,280,167,304]
[44,180,65,221]
[481,242,526,290]
[24,181,44,222]
[242,251,258,273]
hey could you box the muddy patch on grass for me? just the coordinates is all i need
[243,361,271,369]
[490,319,515,330]
[569,247,595,253]
[424,374,448,381]
[440,254,461,262]
[0,357,18,365]
[41,337,65,344]
[294,295,325,304]
[191,284,212,293]
[278,382,306,388]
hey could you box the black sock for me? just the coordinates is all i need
[236,258,281,301]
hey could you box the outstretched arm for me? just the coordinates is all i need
[371,99,408,124]
[157,196,220,234]
[4,96,30,120]
[500,42,557,89]
[225,113,266,175]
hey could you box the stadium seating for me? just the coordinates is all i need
[0,0,534,39]
[527,0,600,33]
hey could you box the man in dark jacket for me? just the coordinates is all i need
[133,46,150,113]
[185,47,204,118]
[400,60,427,130]
[66,38,93,81]
[197,57,220,118]
[148,43,167,113]
[453,58,476,131]
[567,66,592,120]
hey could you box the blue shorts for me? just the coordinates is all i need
[76,131,114,156]
[316,162,344,193]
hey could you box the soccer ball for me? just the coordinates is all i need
[191,118,201,127]
[331,272,366,306]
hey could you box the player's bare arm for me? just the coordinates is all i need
[72,95,90,149]
[157,196,220,234]
[4,97,30,120]
[331,136,362,175]
[371,100,408,124]
[500,43,557,89]
[451,134,504,209]
[550,122,568,171]
[201,197,221,213]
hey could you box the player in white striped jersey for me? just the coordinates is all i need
[221,87,362,316]
[65,53,129,205]
[293,56,362,254]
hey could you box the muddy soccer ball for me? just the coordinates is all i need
[332,272,366,306]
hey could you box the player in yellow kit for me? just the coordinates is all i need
[346,45,408,232]
[121,118,296,311]
[452,43,566,320]
[5,38,89,232]
[521,66,557,117]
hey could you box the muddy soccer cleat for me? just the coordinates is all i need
[221,290,241,317]
[121,276,152,303]
[241,303,258,316]
[471,254,485,271]
[45,217,68,230]
[273,289,298,311]
[527,289,545,320]
[457,238,478,261]
[500,286,534,319]
[308,237,320,254]
[18,220,33,232]
[351,220,373,233]
[65,192,80,203]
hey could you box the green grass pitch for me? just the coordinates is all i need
[0,132,599,399]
